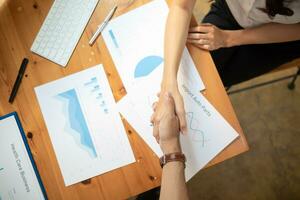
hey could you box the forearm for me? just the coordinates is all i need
[160,162,188,200]
[160,139,188,200]
[163,0,195,87]
[226,23,300,47]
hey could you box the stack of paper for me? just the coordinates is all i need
[103,0,239,181]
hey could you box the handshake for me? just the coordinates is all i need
[151,92,182,155]
[150,92,189,200]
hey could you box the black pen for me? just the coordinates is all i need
[9,58,29,103]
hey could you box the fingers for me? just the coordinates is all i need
[175,96,187,134]
[189,24,213,33]
[187,33,211,40]
[152,102,158,111]
[150,113,155,124]
[200,44,211,50]
[195,44,211,50]
[151,92,162,143]
[161,92,176,114]
[153,121,160,143]
[187,24,215,51]
[178,112,187,134]
[151,108,160,143]
[187,38,210,45]
[187,38,212,50]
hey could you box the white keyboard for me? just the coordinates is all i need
[31,0,99,67]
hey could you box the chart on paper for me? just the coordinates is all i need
[186,112,209,147]
[56,88,98,158]
[134,55,164,78]
[35,65,135,186]
[102,0,205,92]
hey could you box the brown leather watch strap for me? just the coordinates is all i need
[160,152,186,168]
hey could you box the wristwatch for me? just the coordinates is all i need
[159,152,186,168]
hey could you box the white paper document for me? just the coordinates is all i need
[117,80,239,180]
[35,65,135,186]
[102,0,205,93]
[0,113,46,200]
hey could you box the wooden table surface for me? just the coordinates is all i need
[0,0,249,199]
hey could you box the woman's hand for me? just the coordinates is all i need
[187,23,230,51]
[151,92,181,154]
[151,83,187,147]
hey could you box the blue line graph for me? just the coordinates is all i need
[134,55,163,78]
[57,89,97,158]
[186,112,207,147]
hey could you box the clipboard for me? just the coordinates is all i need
[0,112,48,200]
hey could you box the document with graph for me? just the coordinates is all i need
[117,79,239,180]
[102,0,205,93]
[35,65,135,186]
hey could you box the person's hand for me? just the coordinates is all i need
[151,82,187,135]
[187,23,230,51]
[151,92,181,154]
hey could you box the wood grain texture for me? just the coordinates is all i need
[0,0,248,199]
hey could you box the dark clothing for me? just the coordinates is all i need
[202,0,300,87]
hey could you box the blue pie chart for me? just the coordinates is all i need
[134,55,164,78]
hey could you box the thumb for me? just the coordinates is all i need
[162,92,176,115]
